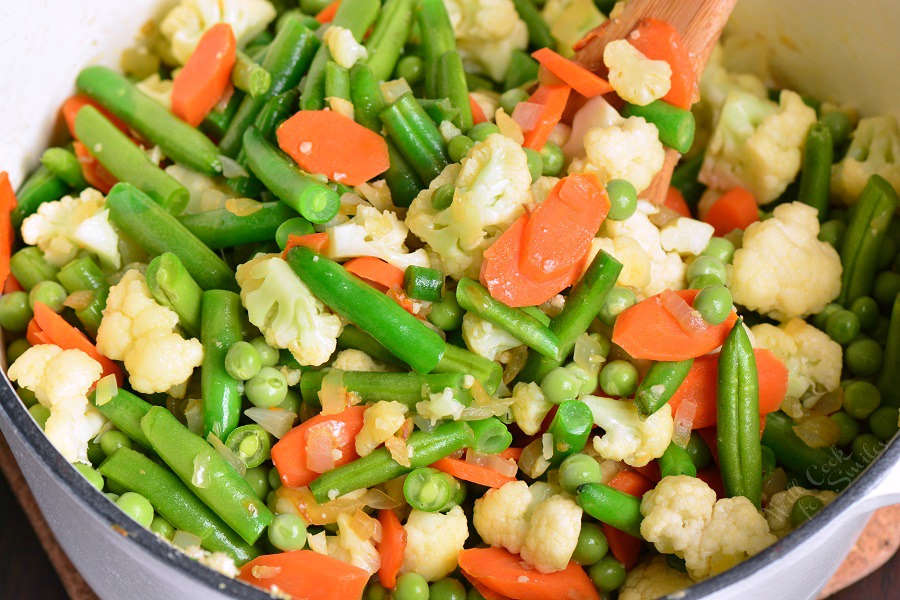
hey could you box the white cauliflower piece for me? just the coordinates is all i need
[401,505,469,581]
[831,115,900,203]
[472,480,555,555]
[520,495,582,573]
[462,313,522,361]
[96,270,203,394]
[446,0,528,81]
[136,74,174,109]
[159,0,276,64]
[699,89,816,204]
[730,202,842,320]
[604,39,672,106]
[406,134,532,279]
[331,349,387,372]
[416,387,467,423]
[619,556,693,600]
[327,205,429,271]
[563,96,624,160]
[165,164,233,214]
[327,511,381,574]
[21,188,120,269]
[659,218,715,256]
[764,486,837,538]
[511,382,554,436]
[583,396,673,467]
[640,475,716,556]
[541,0,605,57]
[236,255,343,366]
[355,401,408,456]
[324,25,367,69]
[751,318,841,404]
[8,345,105,463]
[571,116,666,194]
[182,546,240,578]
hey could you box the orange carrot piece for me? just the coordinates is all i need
[271,405,366,488]
[377,509,406,589]
[627,18,697,109]
[458,547,600,600]
[630,461,661,485]
[668,349,789,430]
[62,95,131,139]
[431,457,515,489]
[470,95,487,124]
[522,85,571,151]
[664,186,691,217]
[282,233,330,258]
[601,524,642,569]
[277,110,390,186]
[703,186,758,236]
[520,174,610,282]
[607,469,654,497]
[171,24,237,127]
[26,319,51,346]
[343,257,405,291]
[239,550,369,600]
[316,0,341,23]
[32,302,123,384]
[5,274,22,293]
[532,48,613,98]
[0,172,16,291]
[612,289,737,361]
[73,141,117,194]
[461,571,511,600]
[500,447,523,461]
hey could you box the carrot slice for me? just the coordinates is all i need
[62,95,130,139]
[26,318,51,346]
[0,172,16,291]
[171,23,237,127]
[470,95,487,124]
[5,275,22,293]
[316,0,341,23]
[522,85,571,151]
[664,185,691,217]
[608,469,654,497]
[73,141,117,194]
[612,289,737,361]
[343,257,405,291]
[458,547,600,600]
[703,186,758,236]
[271,405,366,488]
[626,18,697,109]
[601,524,642,569]
[282,232,330,258]
[431,457,515,489]
[520,174,609,282]
[668,349,789,429]
[32,302,123,384]
[239,550,369,600]
[532,48,613,98]
[277,110,390,186]
[377,509,406,589]
[461,571,511,600]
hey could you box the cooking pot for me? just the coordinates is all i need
[0,1,897,599]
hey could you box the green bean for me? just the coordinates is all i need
[9,247,58,291]
[201,290,243,439]
[57,256,108,336]
[145,252,203,337]
[300,370,469,407]
[350,63,387,131]
[396,55,424,85]
[838,175,898,304]
[309,420,473,503]
[201,89,244,139]
[622,101,695,154]
[232,50,272,98]
[365,0,415,81]
[403,265,444,302]
[337,325,405,367]
[417,0,457,97]
[468,417,513,454]
[503,50,539,91]
[434,343,503,395]
[324,61,351,101]
[300,0,332,15]
[89,387,151,449]
[797,122,833,221]
[659,442,697,478]
[820,110,852,149]
[380,93,449,183]
[383,140,423,208]
[717,319,762,507]
[634,359,693,416]
[41,147,86,189]
[178,202,295,249]
[419,98,460,127]
[106,183,236,290]
[517,251,622,383]
[576,483,642,537]
[11,165,68,228]
[436,51,473,131]
[877,295,900,407]
[511,0,555,50]
[76,66,222,175]
[404,467,465,513]
[225,425,271,469]
[670,153,705,207]
[546,400,593,465]
[275,217,315,250]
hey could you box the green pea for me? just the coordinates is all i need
[686,256,727,285]
[396,55,424,85]
[813,303,843,331]
[541,366,582,404]
[850,296,880,332]
[567,363,599,396]
[599,360,638,397]
[845,338,883,376]
[275,217,315,250]
[694,285,733,325]
[589,555,626,592]
[524,148,544,182]
[278,388,302,414]
[150,516,175,539]
[99,430,132,456]
[87,439,105,465]
[395,572,430,600]
[246,366,288,408]
[74,463,104,491]
[540,142,564,176]
[268,513,308,551]
[830,411,860,446]
[7,338,30,363]
[468,122,500,142]
[467,589,486,600]
[878,236,897,270]
[874,271,900,309]
[559,453,603,493]
[689,274,723,290]
[428,289,463,330]
[852,433,884,464]
[431,183,455,211]
[572,522,608,565]
[250,337,279,367]
[225,341,263,381]
[448,135,475,163]
[16,386,37,408]
[818,219,846,248]
[116,492,154,528]
[28,404,50,429]
[686,432,712,470]
[702,236,736,264]
[872,316,891,345]
[268,466,283,490]
[606,179,638,221]
[0,291,32,332]
[826,309,860,345]
[597,286,636,326]
[790,495,824,527]
[499,88,529,114]
[868,406,899,441]
[365,582,390,600]
[105,492,120,503]
[843,381,881,419]
[429,577,466,600]
[28,280,67,312]
[243,465,270,499]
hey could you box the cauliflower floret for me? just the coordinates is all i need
[511,382,554,436]
[324,25,367,69]
[764,486,837,538]
[619,556,693,600]
[327,511,381,574]
[331,349,387,372]
[355,401,408,456]
[640,475,716,556]
[563,96,624,160]
[159,0,276,65]
[165,164,234,214]
[730,202,842,320]
[604,39,672,106]
[571,117,666,194]
[751,318,842,405]
[446,0,528,81]
[462,313,522,361]
[831,115,900,203]
[416,387,467,423]
[236,255,343,366]
[402,505,469,581]
[699,89,816,204]
[659,218,715,256]
[8,345,106,463]
[407,134,532,279]
[181,545,240,578]
[21,188,120,269]
[520,495,583,573]
[96,270,203,394]
[136,74,174,109]
[583,396,673,467]
[472,480,555,555]
[327,205,429,271]
[541,0,605,57]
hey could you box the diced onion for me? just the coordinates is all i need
[808,388,843,416]
[191,449,212,488]
[518,439,550,479]
[385,435,411,467]
[347,509,381,542]
[661,289,708,335]
[94,374,118,407]
[380,79,412,104]
[495,108,524,144]
[362,487,402,510]
[541,433,554,460]
[319,370,348,415]
[466,450,518,478]
[213,85,234,113]
[648,205,681,228]
[307,531,328,555]
[219,154,248,178]
[499,346,528,385]
[225,197,261,216]
[305,422,340,472]
[64,290,94,311]
[672,395,697,448]
[573,332,607,375]
[207,433,246,476]
[244,407,297,439]
[184,398,204,435]
[172,530,202,550]
[275,486,369,525]
[792,415,840,448]
[512,102,543,131]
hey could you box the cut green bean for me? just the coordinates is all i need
[659,442,697,478]
[9,247,58,291]
[300,370,470,408]
[798,122,833,221]
[57,256,108,336]
[12,165,69,228]
[232,50,272,98]
[511,0,555,50]
[324,61,351,101]
[403,467,464,512]
[436,51,473,131]
[576,483,642,538]
[201,290,243,440]
[546,400,593,465]
[145,252,203,337]
[670,153,705,207]
[404,266,444,302]
[201,89,244,139]
[365,0,415,81]
[225,425,271,469]
[41,147,86,189]
[878,295,900,407]
[434,343,503,395]
[419,98,460,127]
[380,93,449,182]
[503,50,539,91]
[337,325,406,367]
[384,140,424,208]
[275,217,315,250]
[634,359,694,416]
[89,387,151,449]
[622,100,695,154]
[350,63,387,131]
[178,202,295,249]
[417,0,456,97]
[468,417,513,454]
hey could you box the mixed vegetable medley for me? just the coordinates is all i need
[3,0,900,598]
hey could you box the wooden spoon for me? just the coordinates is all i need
[574,0,738,205]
